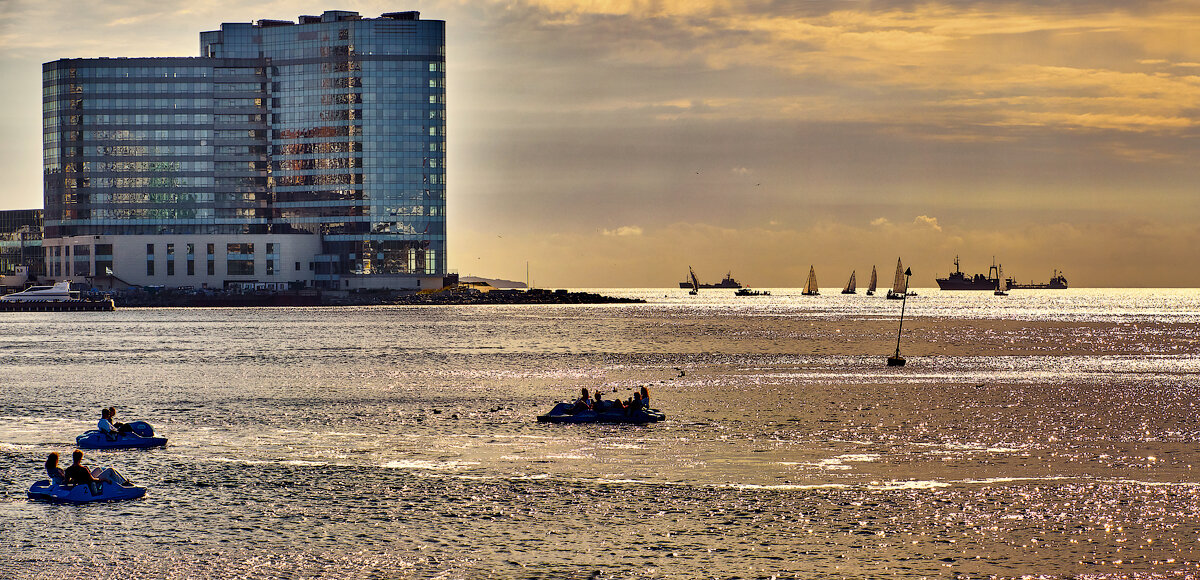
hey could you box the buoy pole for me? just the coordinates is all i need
[894,268,912,358]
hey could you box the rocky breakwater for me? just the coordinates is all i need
[109,287,643,307]
[355,288,645,306]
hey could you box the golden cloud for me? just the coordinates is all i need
[913,215,942,232]
[497,0,1200,141]
[602,225,644,237]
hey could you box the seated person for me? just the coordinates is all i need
[107,406,134,433]
[92,464,130,486]
[64,450,130,493]
[593,391,606,412]
[98,408,118,437]
[45,452,67,485]
[640,386,651,409]
[64,450,101,493]
[571,387,592,413]
[627,391,642,415]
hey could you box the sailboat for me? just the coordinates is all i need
[887,266,912,366]
[866,265,877,296]
[885,258,909,300]
[802,266,819,296]
[994,264,1008,296]
[687,266,700,295]
[841,271,856,294]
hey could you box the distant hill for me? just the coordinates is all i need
[459,276,527,289]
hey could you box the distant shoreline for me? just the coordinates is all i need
[113,288,644,307]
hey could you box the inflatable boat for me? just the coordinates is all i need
[76,421,166,449]
[537,402,666,424]
[27,479,146,504]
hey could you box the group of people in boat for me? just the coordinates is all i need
[571,386,652,416]
[98,406,134,437]
[44,449,131,493]
[43,407,135,492]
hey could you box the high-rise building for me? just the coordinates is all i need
[42,10,446,290]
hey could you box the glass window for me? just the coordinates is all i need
[227,243,254,275]
[227,260,254,276]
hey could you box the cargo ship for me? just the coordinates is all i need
[1006,270,1068,289]
[935,256,1000,291]
[678,270,743,289]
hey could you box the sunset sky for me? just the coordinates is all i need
[3,1,1199,287]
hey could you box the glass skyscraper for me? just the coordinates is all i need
[42,10,446,289]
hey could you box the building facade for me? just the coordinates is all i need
[42,10,446,290]
[0,209,44,280]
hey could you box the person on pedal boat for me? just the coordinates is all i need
[571,387,593,413]
[45,452,67,485]
[107,406,134,433]
[97,408,121,440]
[64,449,130,493]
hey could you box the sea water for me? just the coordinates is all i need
[1,288,1198,578]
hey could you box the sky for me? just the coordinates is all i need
[2,0,1199,287]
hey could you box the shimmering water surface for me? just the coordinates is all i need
[2,288,1199,578]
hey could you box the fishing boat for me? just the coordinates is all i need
[885,258,914,299]
[866,266,877,296]
[687,266,700,295]
[841,271,856,294]
[994,264,1008,296]
[802,266,819,296]
[888,266,913,366]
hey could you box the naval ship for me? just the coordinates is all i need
[678,270,743,289]
[935,256,1000,290]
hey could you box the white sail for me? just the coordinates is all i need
[843,271,856,293]
[996,265,1007,292]
[803,266,819,295]
[868,266,877,293]
[891,258,905,294]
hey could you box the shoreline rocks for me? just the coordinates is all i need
[112,287,644,307]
